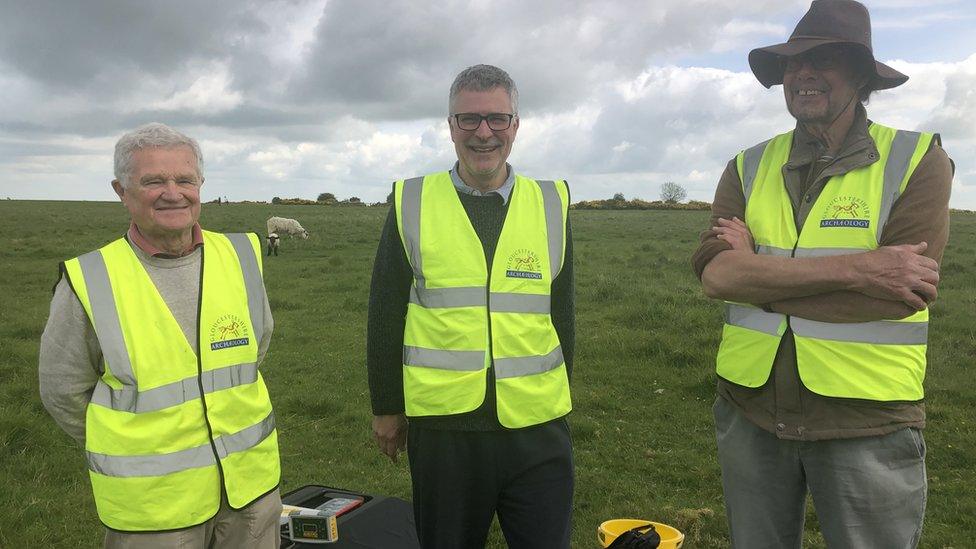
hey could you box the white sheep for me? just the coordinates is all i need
[267,216,309,239]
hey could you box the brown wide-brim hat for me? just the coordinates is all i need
[749,0,908,91]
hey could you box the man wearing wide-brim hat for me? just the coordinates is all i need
[693,0,952,546]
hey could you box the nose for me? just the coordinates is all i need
[793,59,819,79]
[474,119,494,139]
[160,180,184,200]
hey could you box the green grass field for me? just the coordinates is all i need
[1,200,973,548]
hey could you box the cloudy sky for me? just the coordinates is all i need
[2,0,974,208]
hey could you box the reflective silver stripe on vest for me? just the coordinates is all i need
[77,250,136,386]
[724,303,783,336]
[537,180,565,279]
[490,292,550,314]
[740,139,771,202]
[90,362,259,413]
[792,318,928,345]
[403,346,485,371]
[408,287,549,313]
[87,411,275,478]
[878,130,923,241]
[400,177,425,284]
[213,411,276,460]
[410,286,485,308]
[226,233,265,339]
[794,247,861,257]
[494,346,564,380]
[756,245,793,256]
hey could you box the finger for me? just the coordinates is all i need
[907,241,928,254]
[901,290,926,311]
[383,441,398,461]
[917,257,939,273]
[919,269,940,285]
[913,282,937,303]
[713,226,748,238]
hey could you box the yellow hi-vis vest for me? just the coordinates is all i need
[395,172,572,428]
[716,123,935,401]
[61,231,280,531]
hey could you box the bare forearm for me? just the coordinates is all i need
[770,290,917,322]
[703,241,938,311]
[701,250,858,304]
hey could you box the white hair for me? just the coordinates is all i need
[114,122,203,188]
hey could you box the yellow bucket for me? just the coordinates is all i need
[597,519,684,548]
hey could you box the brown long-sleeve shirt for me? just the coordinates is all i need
[692,105,953,440]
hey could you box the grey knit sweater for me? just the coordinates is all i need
[38,238,274,446]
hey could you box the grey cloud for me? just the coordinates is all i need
[0,139,99,161]
[0,0,797,138]
[290,0,795,119]
[0,1,253,89]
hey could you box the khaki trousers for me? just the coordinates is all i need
[104,488,282,549]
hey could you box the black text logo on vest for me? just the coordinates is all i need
[820,196,871,228]
[210,314,250,351]
[506,249,543,280]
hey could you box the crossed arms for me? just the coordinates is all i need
[703,217,938,321]
[695,150,952,323]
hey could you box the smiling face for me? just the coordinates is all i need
[112,145,202,241]
[782,45,865,126]
[449,86,519,190]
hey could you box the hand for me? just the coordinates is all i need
[372,414,408,462]
[713,217,755,252]
[854,242,939,310]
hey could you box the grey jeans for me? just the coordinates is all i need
[714,397,926,549]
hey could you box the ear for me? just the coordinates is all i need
[111,179,126,201]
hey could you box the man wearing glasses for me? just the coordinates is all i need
[693,1,951,546]
[366,64,575,548]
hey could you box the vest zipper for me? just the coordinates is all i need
[194,247,228,497]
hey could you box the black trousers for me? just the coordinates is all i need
[407,419,574,549]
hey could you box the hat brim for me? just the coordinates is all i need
[748,38,908,91]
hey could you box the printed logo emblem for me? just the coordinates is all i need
[820,196,871,228]
[209,314,250,351]
[506,249,543,280]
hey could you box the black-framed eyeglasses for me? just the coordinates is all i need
[451,113,515,131]
[782,46,850,73]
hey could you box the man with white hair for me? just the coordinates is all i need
[367,64,575,548]
[39,122,281,548]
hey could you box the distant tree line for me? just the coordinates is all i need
[572,197,710,211]
[270,193,373,206]
[572,183,709,210]
[266,185,710,210]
